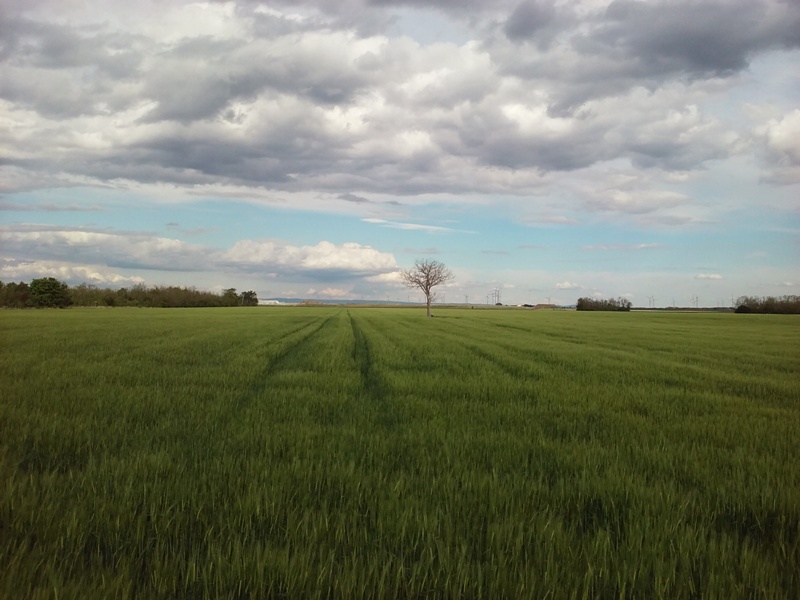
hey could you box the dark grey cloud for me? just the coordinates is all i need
[140,33,376,123]
[492,0,800,114]
[434,93,735,173]
[622,1,795,71]
[503,1,556,43]
[0,16,145,117]
[0,0,792,200]
[583,0,800,76]
[338,193,372,203]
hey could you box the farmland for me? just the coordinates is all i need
[1,307,798,599]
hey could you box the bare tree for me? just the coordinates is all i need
[400,259,453,317]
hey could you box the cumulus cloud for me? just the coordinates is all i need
[220,239,397,277]
[366,271,403,284]
[759,109,800,184]
[0,0,782,205]
[582,0,799,76]
[0,225,210,272]
[555,281,582,289]
[492,0,800,111]
[0,258,145,286]
[1,224,399,284]
[695,273,723,280]
[503,1,557,44]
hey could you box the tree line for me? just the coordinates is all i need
[734,295,800,314]
[574,295,799,313]
[576,297,633,311]
[0,278,259,309]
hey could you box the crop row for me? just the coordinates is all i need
[1,307,798,598]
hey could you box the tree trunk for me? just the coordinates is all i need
[426,296,432,317]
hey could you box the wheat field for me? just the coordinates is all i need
[1,307,798,599]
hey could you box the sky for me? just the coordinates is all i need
[1,0,798,307]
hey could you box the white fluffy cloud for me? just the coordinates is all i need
[760,109,800,184]
[0,259,145,285]
[1,225,399,284]
[221,240,397,275]
[1,226,210,271]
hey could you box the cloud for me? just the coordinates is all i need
[362,218,462,232]
[759,109,800,184]
[503,1,558,44]
[307,287,350,298]
[695,273,723,280]
[0,0,769,205]
[1,224,399,283]
[1,225,210,271]
[338,193,372,204]
[493,0,800,112]
[220,239,398,277]
[555,281,582,289]
[0,201,103,212]
[0,258,145,286]
[366,271,403,284]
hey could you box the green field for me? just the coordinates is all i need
[1,307,798,599]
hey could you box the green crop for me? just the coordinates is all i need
[1,307,798,599]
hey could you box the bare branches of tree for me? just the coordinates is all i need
[400,259,453,317]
